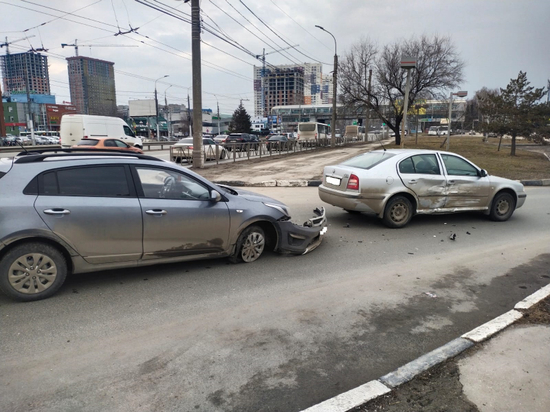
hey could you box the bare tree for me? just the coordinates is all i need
[339,35,465,145]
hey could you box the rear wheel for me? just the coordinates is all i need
[229,225,266,263]
[383,196,413,228]
[489,192,516,221]
[0,242,68,302]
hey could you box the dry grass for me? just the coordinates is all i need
[399,135,550,180]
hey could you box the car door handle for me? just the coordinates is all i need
[448,180,455,184]
[43,209,71,215]
[145,209,167,215]
[408,179,418,184]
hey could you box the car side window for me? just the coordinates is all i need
[104,139,117,147]
[399,155,440,175]
[40,166,131,197]
[114,140,129,148]
[441,154,479,176]
[135,167,211,201]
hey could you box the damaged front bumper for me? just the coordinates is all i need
[276,207,328,255]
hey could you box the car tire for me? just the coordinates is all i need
[383,196,413,228]
[0,242,68,302]
[489,192,516,221]
[229,225,266,263]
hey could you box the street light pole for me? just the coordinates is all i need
[315,25,337,148]
[155,74,169,141]
[445,90,467,150]
[164,85,173,138]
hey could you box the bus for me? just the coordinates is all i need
[296,122,331,143]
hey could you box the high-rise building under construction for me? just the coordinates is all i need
[253,63,324,117]
[0,51,51,95]
[67,56,117,116]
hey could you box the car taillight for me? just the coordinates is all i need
[347,174,359,190]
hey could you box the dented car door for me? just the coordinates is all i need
[398,154,448,211]
[439,154,491,210]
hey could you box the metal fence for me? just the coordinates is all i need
[169,133,387,165]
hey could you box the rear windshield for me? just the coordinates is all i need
[341,152,396,170]
[77,139,99,146]
[299,123,316,132]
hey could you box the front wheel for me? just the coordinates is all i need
[0,242,68,301]
[229,225,266,263]
[489,192,516,221]
[383,196,413,228]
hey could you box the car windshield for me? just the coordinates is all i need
[341,152,396,170]
[77,139,99,146]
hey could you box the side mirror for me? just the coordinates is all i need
[210,190,222,202]
[480,169,488,177]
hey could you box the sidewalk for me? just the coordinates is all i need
[301,286,550,412]
[190,141,550,188]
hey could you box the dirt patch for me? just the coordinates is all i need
[355,295,550,412]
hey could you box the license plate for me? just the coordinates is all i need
[326,176,341,186]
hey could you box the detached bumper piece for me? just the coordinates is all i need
[277,207,328,255]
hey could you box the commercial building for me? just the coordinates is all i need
[67,56,117,117]
[0,52,51,96]
[1,101,76,135]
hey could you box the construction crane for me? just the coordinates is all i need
[0,35,36,54]
[255,45,298,117]
[61,39,137,57]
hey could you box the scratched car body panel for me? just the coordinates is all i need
[318,149,526,228]
[0,150,327,301]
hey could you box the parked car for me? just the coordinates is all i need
[224,133,260,151]
[266,134,296,151]
[318,149,526,228]
[171,137,227,162]
[0,149,327,301]
[72,137,144,153]
[213,134,229,144]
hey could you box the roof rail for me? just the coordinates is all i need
[14,148,163,164]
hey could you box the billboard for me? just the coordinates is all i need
[129,99,156,117]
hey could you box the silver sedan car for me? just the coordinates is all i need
[318,149,527,228]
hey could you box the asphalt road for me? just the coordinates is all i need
[1,186,549,412]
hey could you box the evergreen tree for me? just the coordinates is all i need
[478,72,547,156]
[229,103,252,133]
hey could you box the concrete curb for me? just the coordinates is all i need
[213,179,322,187]
[214,179,550,187]
[299,284,550,412]
[521,179,550,186]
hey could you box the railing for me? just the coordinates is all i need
[168,134,387,165]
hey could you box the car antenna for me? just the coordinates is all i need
[16,138,29,155]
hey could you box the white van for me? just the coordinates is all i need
[60,115,142,148]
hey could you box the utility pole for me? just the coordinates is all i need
[0,82,6,138]
[315,25,337,148]
[191,0,204,168]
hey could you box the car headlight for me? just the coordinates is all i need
[264,202,291,218]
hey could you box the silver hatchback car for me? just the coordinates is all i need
[319,149,526,228]
[0,149,327,301]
